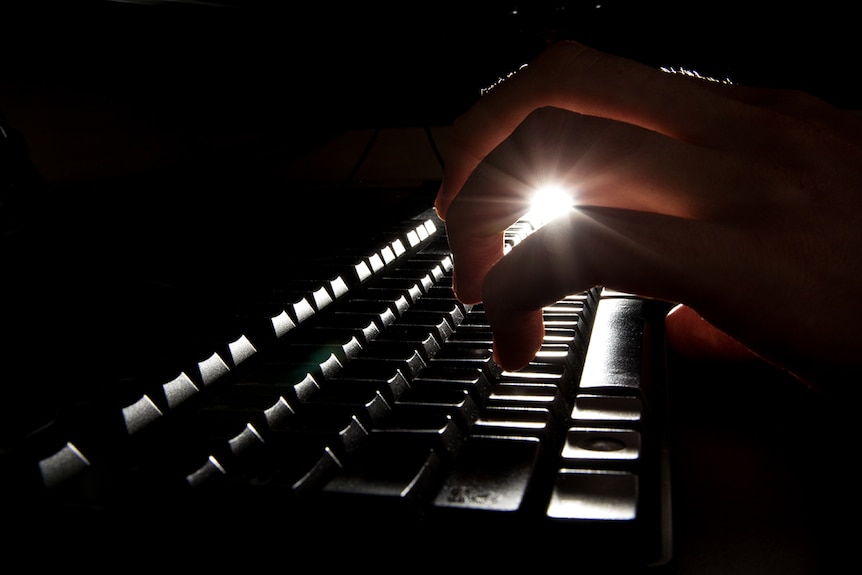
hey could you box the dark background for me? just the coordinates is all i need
[2,0,860,186]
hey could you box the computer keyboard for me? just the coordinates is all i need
[0,200,672,569]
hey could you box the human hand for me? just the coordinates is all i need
[435,40,862,390]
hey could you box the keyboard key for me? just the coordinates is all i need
[325,362,412,404]
[579,297,646,393]
[347,347,427,380]
[546,469,639,521]
[304,387,392,430]
[288,332,364,365]
[310,314,381,347]
[245,437,343,494]
[378,322,452,348]
[349,289,412,317]
[362,336,439,365]
[394,387,479,433]
[571,394,644,428]
[560,427,642,469]
[432,435,543,513]
[372,411,463,461]
[471,406,561,442]
[485,382,568,421]
[333,299,398,331]
[428,343,501,382]
[410,366,494,405]
[320,435,444,517]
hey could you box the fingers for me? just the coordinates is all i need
[480,208,727,371]
[480,203,861,383]
[444,105,749,304]
[435,40,756,220]
[434,38,862,387]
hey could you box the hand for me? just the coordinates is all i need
[435,40,862,390]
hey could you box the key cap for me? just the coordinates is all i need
[560,427,642,469]
[571,394,644,428]
[546,469,639,521]
[485,382,568,421]
[287,331,364,366]
[394,387,479,433]
[198,390,297,438]
[349,289,412,318]
[320,435,443,519]
[304,387,392,430]
[371,411,463,462]
[579,297,646,393]
[431,434,544,515]
[309,314,381,347]
[325,362,412,404]
[381,269,435,293]
[304,253,378,287]
[243,436,343,494]
[471,406,561,443]
[333,299,398,331]
[378,321,452,348]
[428,343,502,382]
[500,363,571,398]
[396,259,446,284]
[371,277,425,303]
[348,347,427,380]
[233,368,323,405]
[402,301,465,331]
[410,366,494,406]
[362,336,439,365]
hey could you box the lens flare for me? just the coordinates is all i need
[524,185,573,228]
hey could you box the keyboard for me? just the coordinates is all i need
[0,192,672,568]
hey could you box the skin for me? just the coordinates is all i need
[434,40,862,391]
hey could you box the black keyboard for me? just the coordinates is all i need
[1,198,672,568]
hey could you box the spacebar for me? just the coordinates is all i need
[577,293,647,393]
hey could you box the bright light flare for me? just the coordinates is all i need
[524,185,574,228]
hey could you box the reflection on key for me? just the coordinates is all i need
[227,334,257,367]
[197,351,230,387]
[486,382,567,420]
[394,387,479,433]
[411,366,493,405]
[39,442,90,488]
[547,469,638,521]
[579,297,645,392]
[321,437,443,509]
[123,394,163,434]
[292,297,316,324]
[186,455,226,488]
[334,300,398,331]
[432,435,542,512]
[269,309,297,338]
[571,394,643,427]
[162,371,199,410]
[379,244,397,265]
[560,427,642,466]
[472,406,558,441]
